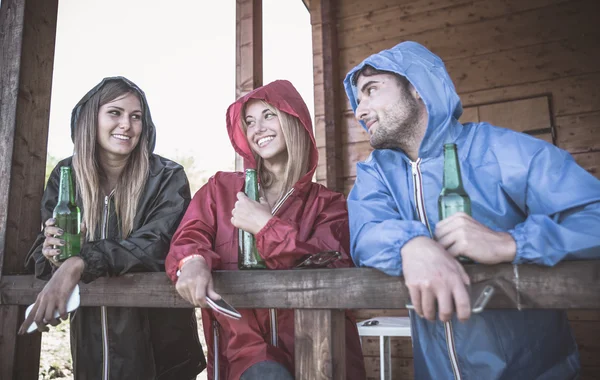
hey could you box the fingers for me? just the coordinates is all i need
[19,303,38,334]
[44,218,56,227]
[407,287,422,317]
[452,283,471,322]
[193,278,209,308]
[436,289,453,322]
[206,276,221,302]
[421,289,437,321]
[456,261,471,285]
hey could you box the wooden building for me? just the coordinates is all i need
[304,0,600,378]
[1,0,599,379]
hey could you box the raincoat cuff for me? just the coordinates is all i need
[255,216,279,242]
[79,242,105,283]
[509,227,529,264]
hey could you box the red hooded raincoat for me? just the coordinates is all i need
[166,80,366,380]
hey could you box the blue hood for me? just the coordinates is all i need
[344,41,463,159]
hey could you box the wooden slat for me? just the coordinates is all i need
[446,39,600,94]
[337,0,470,21]
[235,0,262,171]
[316,141,371,181]
[477,96,552,133]
[572,151,600,179]
[459,107,480,124]
[2,261,600,309]
[0,0,26,278]
[462,72,600,117]
[337,0,566,50]
[0,306,19,380]
[311,0,342,192]
[295,309,346,380]
[556,111,600,154]
[338,0,599,71]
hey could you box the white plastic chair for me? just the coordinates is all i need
[357,316,412,380]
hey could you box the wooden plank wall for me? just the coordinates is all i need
[309,0,600,379]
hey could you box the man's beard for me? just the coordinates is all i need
[370,96,421,152]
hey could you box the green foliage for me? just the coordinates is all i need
[171,152,231,194]
[45,154,62,185]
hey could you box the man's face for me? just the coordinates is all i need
[354,72,422,151]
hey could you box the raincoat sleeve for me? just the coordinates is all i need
[254,190,354,269]
[348,161,430,277]
[509,145,600,266]
[24,162,62,280]
[165,175,222,282]
[76,165,191,283]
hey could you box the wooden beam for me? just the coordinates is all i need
[2,261,600,309]
[0,0,58,379]
[295,309,346,380]
[311,0,342,192]
[235,0,262,171]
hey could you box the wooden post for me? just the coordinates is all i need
[235,0,263,171]
[295,309,346,380]
[311,0,342,192]
[0,0,58,379]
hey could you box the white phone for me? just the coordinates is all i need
[24,284,81,333]
[405,284,495,314]
[206,296,242,320]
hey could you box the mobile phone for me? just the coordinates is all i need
[24,284,81,333]
[206,296,242,320]
[405,284,495,314]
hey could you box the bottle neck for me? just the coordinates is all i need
[442,144,464,191]
[244,169,259,201]
[58,168,75,204]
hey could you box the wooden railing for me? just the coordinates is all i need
[1,261,599,379]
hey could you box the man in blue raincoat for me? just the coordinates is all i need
[344,41,600,379]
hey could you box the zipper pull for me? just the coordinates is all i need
[410,160,418,176]
[104,196,109,206]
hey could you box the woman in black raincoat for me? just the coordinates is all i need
[21,77,206,380]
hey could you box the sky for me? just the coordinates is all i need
[48,0,314,189]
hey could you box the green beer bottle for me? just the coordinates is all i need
[53,166,81,261]
[238,169,267,270]
[438,143,473,263]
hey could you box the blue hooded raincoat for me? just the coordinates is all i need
[344,41,600,379]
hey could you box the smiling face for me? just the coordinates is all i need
[354,71,425,153]
[96,92,143,161]
[244,99,288,165]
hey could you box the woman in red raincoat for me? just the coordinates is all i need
[165,80,366,380]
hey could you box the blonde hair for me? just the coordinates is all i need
[73,80,149,240]
[242,101,311,203]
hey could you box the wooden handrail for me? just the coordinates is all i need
[2,261,599,309]
[1,261,599,379]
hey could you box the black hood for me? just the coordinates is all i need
[70,76,156,153]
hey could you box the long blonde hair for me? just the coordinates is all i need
[242,101,311,203]
[73,80,150,240]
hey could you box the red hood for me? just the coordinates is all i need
[226,80,318,185]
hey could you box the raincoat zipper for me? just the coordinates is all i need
[101,191,114,380]
[213,320,220,380]
[410,160,462,380]
[266,187,295,347]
